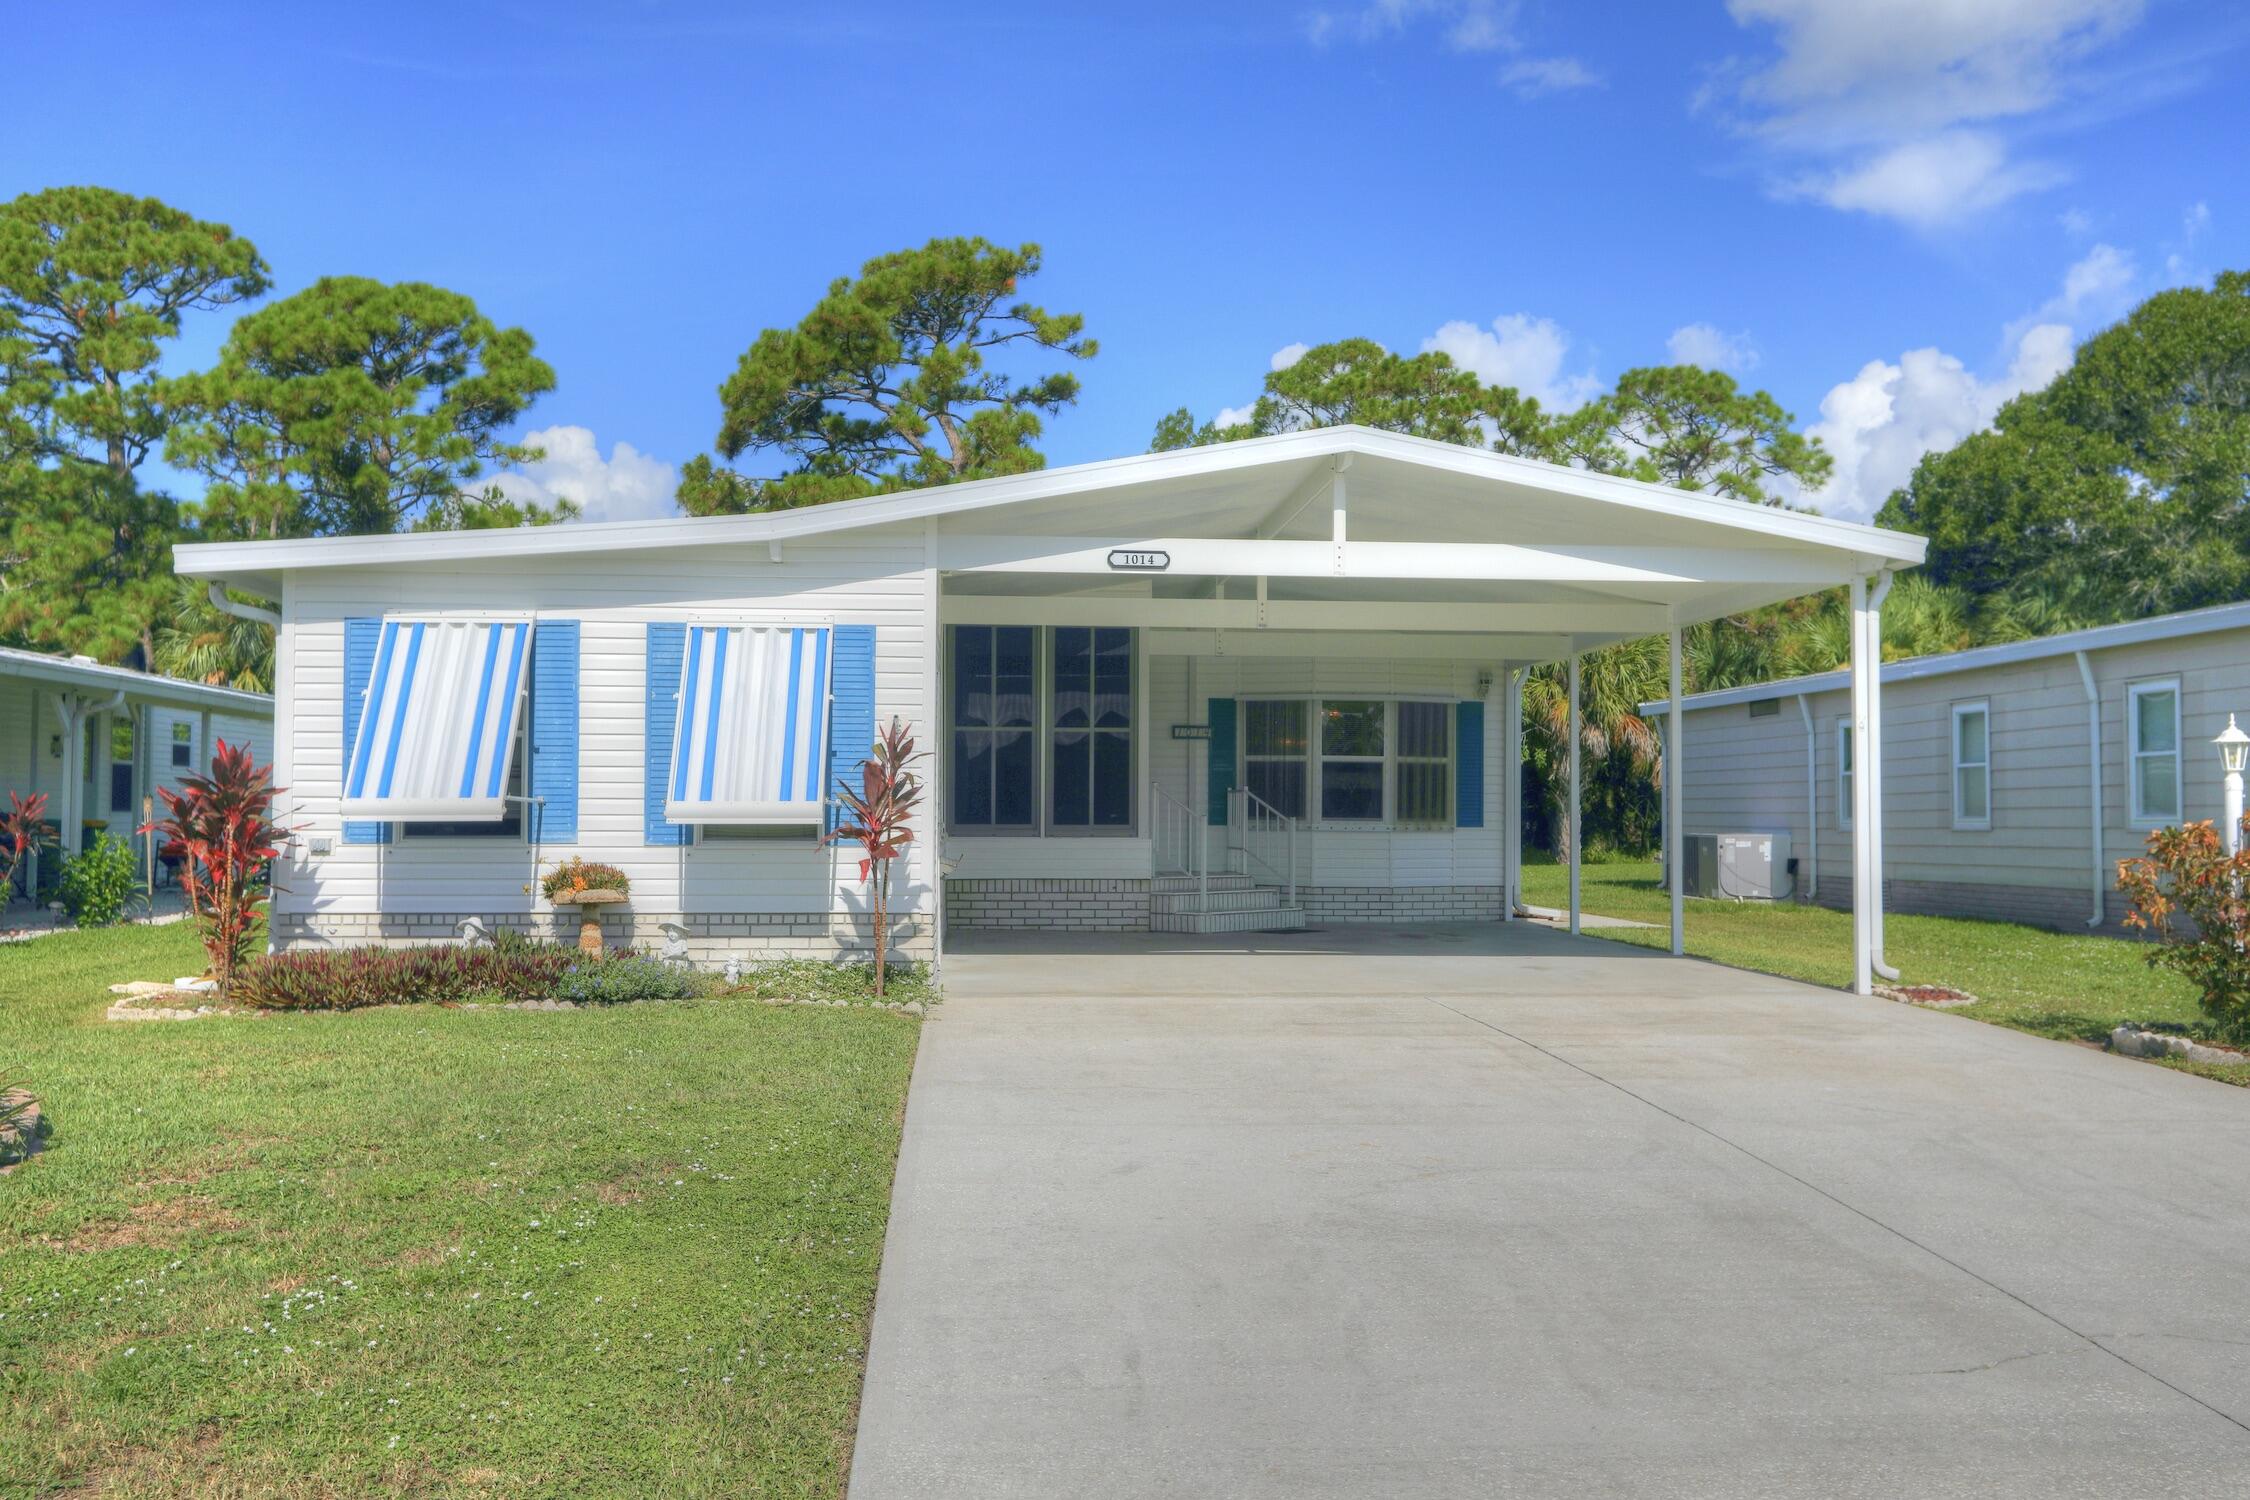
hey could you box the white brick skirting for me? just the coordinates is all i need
[944,878,1152,930]
[270,910,931,964]
[944,878,1509,930]
[1300,885,1505,923]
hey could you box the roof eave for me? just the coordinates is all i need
[174,425,1927,584]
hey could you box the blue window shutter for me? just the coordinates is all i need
[827,626,877,833]
[341,618,390,845]
[644,623,689,846]
[1456,700,1485,828]
[1206,697,1237,826]
[528,621,579,842]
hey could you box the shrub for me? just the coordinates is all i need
[554,955,698,1005]
[235,945,578,1011]
[58,833,139,928]
[2118,818,2250,1040]
[540,857,629,903]
[818,716,926,996]
[140,739,285,995]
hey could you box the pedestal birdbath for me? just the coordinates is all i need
[554,888,628,954]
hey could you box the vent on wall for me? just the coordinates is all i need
[1747,699,1780,718]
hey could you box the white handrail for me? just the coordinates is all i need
[1232,786,1298,907]
[1151,781,1202,879]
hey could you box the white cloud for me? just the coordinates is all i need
[1718,0,2148,225]
[1803,320,2075,521]
[485,425,680,524]
[1794,239,2154,518]
[1666,322,1759,373]
[2166,200,2212,284]
[1422,313,1600,411]
[1269,341,1311,371]
[1791,131,2064,227]
[1302,0,1595,99]
[1498,55,1600,97]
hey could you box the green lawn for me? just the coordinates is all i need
[0,924,922,1498]
[1523,854,2250,1085]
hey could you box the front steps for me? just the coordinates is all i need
[1148,873,1307,934]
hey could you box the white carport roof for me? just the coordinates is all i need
[0,646,271,715]
[175,425,1924,662]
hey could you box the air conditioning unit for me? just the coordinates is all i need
[1680,833,1794,900]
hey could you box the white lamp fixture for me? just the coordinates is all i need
[2216,714,2250,855]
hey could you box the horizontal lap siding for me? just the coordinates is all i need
[1673,625,2250,923]
[274,532,933,928]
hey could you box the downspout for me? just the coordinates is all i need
[1795,693,1818,903]
[207,581,282,630]
[2075,650,2105,927]
[1865,571,1899,982]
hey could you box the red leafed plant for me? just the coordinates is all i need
[0,791,52,904]
[817,716,926,996]
[2117,816,2250,1042]
[140,740,286,996]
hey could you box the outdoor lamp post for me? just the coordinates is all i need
[2216,714,2250,856]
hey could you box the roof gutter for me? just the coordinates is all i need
[208,581,281,630]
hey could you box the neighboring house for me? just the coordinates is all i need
[173,426,1925,975]
[1644,601,2250,933]
[1,647,275,891]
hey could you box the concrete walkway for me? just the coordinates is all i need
[851,924,2250,1499]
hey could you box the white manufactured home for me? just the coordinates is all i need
[173,426,1927,991]
[1646,602,2250,933]
[1,647,274,891]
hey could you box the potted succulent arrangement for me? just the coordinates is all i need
[539,857,632,954]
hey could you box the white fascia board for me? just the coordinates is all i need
[1637,600,2250,717]
[174,424,1927,583]
[938,595,1675,634]
[937,536,1855,586]
[0,648,272,714]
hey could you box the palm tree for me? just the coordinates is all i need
[153,578,273,691]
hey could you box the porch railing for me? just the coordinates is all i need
[1151,781,1204,880]
[1229,786,1298,908]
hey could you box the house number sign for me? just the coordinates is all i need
[1106,549,1170,572]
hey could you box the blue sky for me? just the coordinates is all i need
[6,0,2244,523]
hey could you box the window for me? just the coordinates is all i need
[1394,701,1451,826]
[1320,700,1386,820]
[1836,719,1853,830]
[1245,698,1453,826]
[950,625,1037,831]
[2130,679,2181,825]
[1049,627,1133,830]
[402,723,524,840]
[1952,701,1990,830]
[1747,699,1779,719]
[171,721,193,768]
[109,717,135,814]
[1243,700,1309,818]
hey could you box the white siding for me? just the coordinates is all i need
[273,528,935,929]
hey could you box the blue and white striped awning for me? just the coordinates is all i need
[666,624,833,823]
[342,618,534,821]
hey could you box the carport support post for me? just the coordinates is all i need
[1504,666,1523,922]
[1668,622,1683,956]
[1567,650,1581,936]
[1849,574,1874,997]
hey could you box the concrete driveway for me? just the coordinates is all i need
[849,924,2250,1499]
